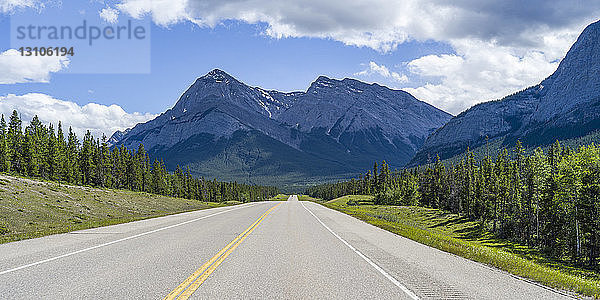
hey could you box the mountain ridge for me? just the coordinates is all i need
[111,70,451,188]
[411,19,600,165]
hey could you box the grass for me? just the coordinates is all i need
[268,194,290,201]
[316,195,600,298]
[0,175,232,244]
[297,194,319,201]
[267,194,319,201]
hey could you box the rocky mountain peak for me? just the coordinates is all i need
[107,128,130,146]
[307,75,375,96]
[580,19,600,40]
[203,68,234,81]
[112,68,451,185]
[411,19,600,165]
[530,19,600,122]
[187,69,240,92]
[308,75,337,90]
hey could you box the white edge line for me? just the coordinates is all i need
[0,203,261,276]
[300,200,420,300]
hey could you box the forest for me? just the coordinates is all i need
[307,141,600,269]
[0,110,278,203]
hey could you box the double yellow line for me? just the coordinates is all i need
[164,202,281,300]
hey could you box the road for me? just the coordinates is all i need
[0,195,573,299]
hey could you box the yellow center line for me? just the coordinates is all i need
[163,202,281,300]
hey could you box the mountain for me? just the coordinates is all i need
[411,20,600,165]
[111,70,451,189]
[107,128,130,146]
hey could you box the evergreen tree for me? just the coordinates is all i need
[46,124,58,180]
[66,127,80,184]
[305,140,600,267]
[56,122,67,182]
[7,110,22,173]
[0,110,279,211]
[0,115,8,172]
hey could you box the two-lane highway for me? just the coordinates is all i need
[0,196,573,299]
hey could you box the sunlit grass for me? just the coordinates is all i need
[268,194,290,201]
[0,175,232,244]
[318,195,600,298]
[297,194,319,201]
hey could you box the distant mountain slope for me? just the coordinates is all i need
[112,70,297,153]
[279,76,451,161]
[412,20,600,165]
[112,69,451,189]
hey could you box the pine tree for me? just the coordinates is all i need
[0,110,279,212]
[7,110,23,173]
[56,122,67,182]
[22,130,36,177]
[46,124,58,180]
[80,131,95,185]
[0,115,8,172]
[66,127,80,184]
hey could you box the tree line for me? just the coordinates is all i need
[0,110,278,202]
[307,141,600,268]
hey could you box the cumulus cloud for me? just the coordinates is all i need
[355,61,408,84]
[114,0,410,52]
[0,93,157,138]
[99,7,119,23]
[116,0,189,27]
[0,0,40,13]
[110,0,599,51]
[405,40,561,114]
[0,49,69,84]
[106,0,600,113]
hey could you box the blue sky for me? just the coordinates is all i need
[0,0,599,138]
[0,16,451,114]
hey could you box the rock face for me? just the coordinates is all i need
[111,69,451,187]
[412,20,600,165]
[279,76,450,156]
[110,70,296,152]
[107,128,130,146]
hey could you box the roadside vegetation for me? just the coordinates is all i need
[307,141,600,297]
[297,195,319,201]
[0,110,279,243]
[266,194,318,201]
[0,110,278,204]
[0,175,232,244]
[269,194,290,201]
[317,195,600,297]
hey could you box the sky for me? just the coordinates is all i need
[0,0,599,138]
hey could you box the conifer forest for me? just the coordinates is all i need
[0,110,278,203]
[307,141,600,268]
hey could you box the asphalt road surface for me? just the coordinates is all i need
[0,196,574,299]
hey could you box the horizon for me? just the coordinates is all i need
[2,3,600,299]
[1,1,599,138]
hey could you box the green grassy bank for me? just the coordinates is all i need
[317,195,599,298]
[0,175,233,244]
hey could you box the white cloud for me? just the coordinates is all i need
[0,49,69,84]
[0,93,157,138]
[405,40,561,114]
[355,61,408,84]
[116,0,189,26]
[107,0,600,114]
[0,0,40,13]
[114,0,411,52]
[99,7,119,23]
[110,0,600,52]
